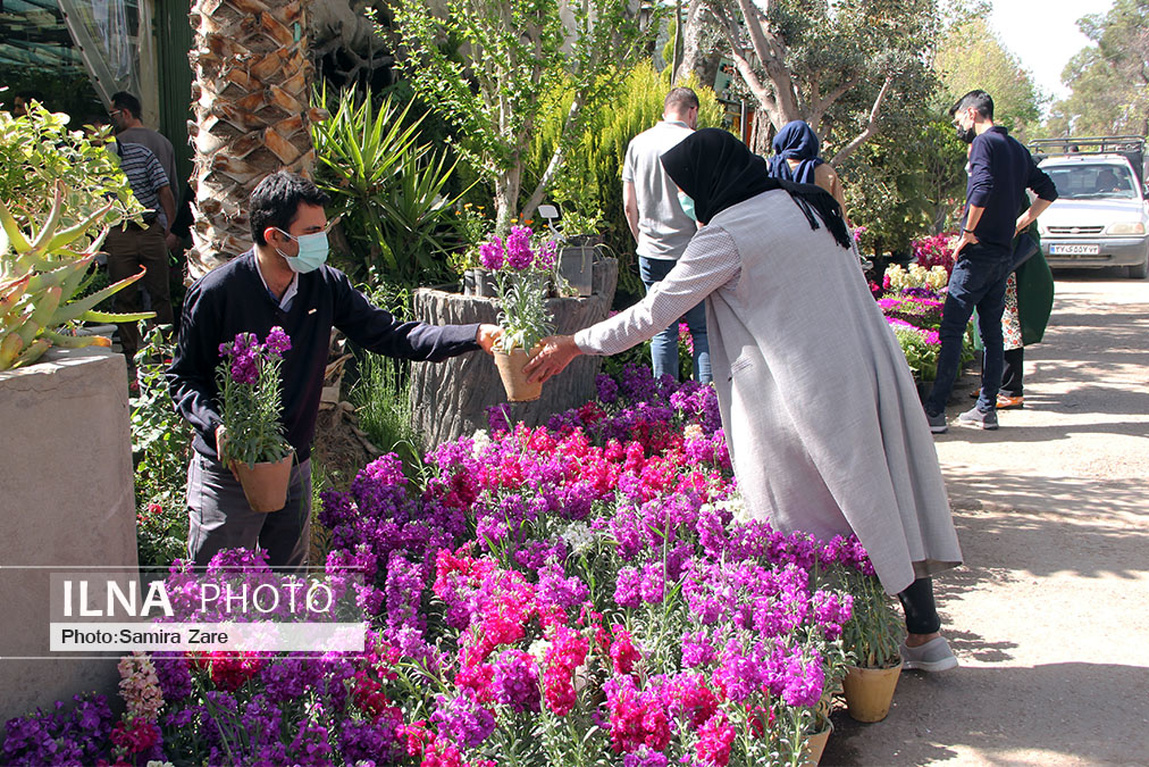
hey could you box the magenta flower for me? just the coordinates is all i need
[265,325,291,357]
[505,225,534,270]
[479,236,505,270]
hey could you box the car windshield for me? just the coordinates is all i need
[1046,164,1139,200]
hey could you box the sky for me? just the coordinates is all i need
[989,0,1114,104]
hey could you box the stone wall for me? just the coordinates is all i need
[0,347,138,728]
[410,258,619,448]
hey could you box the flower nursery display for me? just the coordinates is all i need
[3,365,895,767]
[876,236,974,384]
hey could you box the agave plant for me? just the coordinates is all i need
[0,183,152,371]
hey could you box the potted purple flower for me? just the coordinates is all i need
[216,326,293,512]
[479,226,555,401]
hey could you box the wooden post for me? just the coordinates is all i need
[410,258,618,448]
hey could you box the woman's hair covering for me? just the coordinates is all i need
[767,120,824,185]
[660,128,851,248]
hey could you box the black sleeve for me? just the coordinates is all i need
[1027,155,1059,202]
[166,280,224,454]
[331,272,481,361]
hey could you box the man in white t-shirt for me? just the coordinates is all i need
[622,87,710,383]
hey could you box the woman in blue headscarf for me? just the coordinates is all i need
[768,120,848,221]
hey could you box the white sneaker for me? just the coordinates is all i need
[900,636,958,672]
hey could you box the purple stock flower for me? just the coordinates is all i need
[505,225,534,270]
[492,649,541,713]
[537,562,589,615]
[535,239,557,271]
[781,652,825,707]
[152,654,193,701]
[640,562,665,604]
[431,692,496,748]
[479,236,505,270]
[681,629,716,668]
[341,713,404,764]
[614,566,642,608]
[265,325,291,357]
[596,373,620,404]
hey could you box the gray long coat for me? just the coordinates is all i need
[576,189,962,594]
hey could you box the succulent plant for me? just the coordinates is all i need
[0,183,152,371]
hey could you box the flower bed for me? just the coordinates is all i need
[877,235,974,384]
[4,367,886,767]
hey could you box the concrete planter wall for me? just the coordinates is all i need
[0,347,138,729]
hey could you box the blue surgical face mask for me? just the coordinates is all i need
[677,191,697,222]
[276,229,330,273]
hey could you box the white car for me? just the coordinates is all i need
[1033,139,1149,279]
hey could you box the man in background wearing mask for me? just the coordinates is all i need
[622,86,711,383]
[168,172,500,568]
[923,90,1057,433]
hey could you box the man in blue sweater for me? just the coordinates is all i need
[924,90,1057,433]
[168,172,500,568]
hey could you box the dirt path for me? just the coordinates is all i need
[822,272,1149,767]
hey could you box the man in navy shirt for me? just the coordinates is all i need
[924,90,1057,433]
[168,172,500,568]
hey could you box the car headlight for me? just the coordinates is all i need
[1106,222,1146,235]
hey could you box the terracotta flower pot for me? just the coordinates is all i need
[494,348,542,402]
[842,660,903,722]
[801,717,834,766]
[231,452,294,512]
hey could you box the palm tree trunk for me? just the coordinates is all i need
[186,0,322,279]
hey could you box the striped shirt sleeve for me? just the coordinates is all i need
[114,141,169,218]
[575,225,741,356]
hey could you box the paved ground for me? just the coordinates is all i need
[821,271,1149,767]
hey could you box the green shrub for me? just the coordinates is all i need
[131,326,192,567]
[0,103,142,229]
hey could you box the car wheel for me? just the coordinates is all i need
[1129,259,1148,279]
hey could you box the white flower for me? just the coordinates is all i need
[718,494,753,525]
[560,521,595,555]
[470,429,492,456]
[528,638,552,664]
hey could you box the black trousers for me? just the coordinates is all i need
[1001,347,1024,397]
[898,577,941,635]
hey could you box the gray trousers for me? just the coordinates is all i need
[186,451,312,569]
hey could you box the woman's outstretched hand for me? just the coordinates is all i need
[524,335,582,383]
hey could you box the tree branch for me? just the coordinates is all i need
[710,1,776,115]
[732,0,798,123]
[829,74,893,165]
[808,75,861,133]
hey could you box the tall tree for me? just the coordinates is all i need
[186,0,323,279]
[934,17,1044,136]
[389,0,652,231]
[1045,0,1149,137]
[701,0,940,161]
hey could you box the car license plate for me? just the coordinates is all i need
[1050,243,1101,255]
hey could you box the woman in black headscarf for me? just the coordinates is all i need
[767,119,849,221]
[525,129,963,672]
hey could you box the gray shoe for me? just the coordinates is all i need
[900,636,959,672]
[925,410,948,434]
[956,405,998,430]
